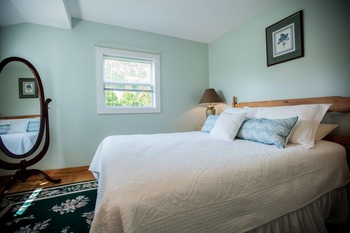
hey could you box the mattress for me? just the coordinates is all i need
[89,131,349,233]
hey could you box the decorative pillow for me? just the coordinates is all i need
[0,124,10,135]
[237,116,299,149]
[202,115,219,133]
[210,112,246,140]
[315,124,338,141]
[224,107,261,118]
[7,120,29,134]
[255,104,331,148]
[27,120,40,132]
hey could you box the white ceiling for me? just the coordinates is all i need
[0,0,279,43]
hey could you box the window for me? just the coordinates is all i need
[96,47,160,114]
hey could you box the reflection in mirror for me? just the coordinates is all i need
[0,62,40,155]
[0,57,61,200]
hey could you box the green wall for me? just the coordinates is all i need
[0,64,40,116]
[0,20,209,173]
[209,0,350,135]
[209,0,350,103]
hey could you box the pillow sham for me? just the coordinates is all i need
[236,116,299,149]
[255,104,331,148]
[0,124,10,135]
[315,124,338,141]
[202,115,219,133]
[210,112,246,140]
[27,120,40,132]
[224,107,260,118]
[7,120,29,134]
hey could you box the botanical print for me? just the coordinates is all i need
[22,81,36,95]
[272,23,296,58]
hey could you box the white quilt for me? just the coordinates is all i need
[0,132,38,155]
[89,132,349,233]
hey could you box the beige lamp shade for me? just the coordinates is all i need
[199,88,222,116]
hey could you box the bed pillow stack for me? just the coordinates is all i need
[0,118,40,134]
[202,103,331,149]
[255,104,331,148]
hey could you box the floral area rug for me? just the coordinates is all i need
[0,180,97,233]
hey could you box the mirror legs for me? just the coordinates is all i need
[0,160,61,200]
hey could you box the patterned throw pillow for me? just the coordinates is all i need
[0,124,10,135]
[202,115,219,133]
[236,116,298,149]
[27,120,40,132]
[255,104,331,148]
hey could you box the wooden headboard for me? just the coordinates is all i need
[0,115,40,120]
[231,96,350,146]
[232,96,350,112]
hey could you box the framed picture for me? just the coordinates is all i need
[18,78,38,98]
[266,10,304,67]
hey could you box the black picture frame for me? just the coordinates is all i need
[266,10,304,67]
[18,78,38,98]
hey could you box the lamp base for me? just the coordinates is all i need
[206,106,216,117]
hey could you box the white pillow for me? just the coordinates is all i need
[224,107,260,118]
[210,112,246,140]
[315,124,338,141]
[7,120,29,134]
[255,104,331,148]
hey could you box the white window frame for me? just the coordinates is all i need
[96,47,160,114]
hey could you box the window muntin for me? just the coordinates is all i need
[96,47,160,114]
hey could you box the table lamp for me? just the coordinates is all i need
[199,88,222,116]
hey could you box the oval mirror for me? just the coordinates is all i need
[0,57,61,199]
[0,57,45,158]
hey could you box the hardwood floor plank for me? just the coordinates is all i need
[0,166,95,193]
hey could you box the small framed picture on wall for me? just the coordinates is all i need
[19,78,38,98]
[266,10,304,67]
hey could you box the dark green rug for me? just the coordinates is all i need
[0,180,97,232]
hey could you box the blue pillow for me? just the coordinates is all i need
[27,120,40,132]
[236,116,298,149]
[202,115,219,133]
[0,124,10,135]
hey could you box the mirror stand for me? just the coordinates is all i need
[0,159,61,200]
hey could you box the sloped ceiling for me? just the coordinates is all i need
[0,0,279,43]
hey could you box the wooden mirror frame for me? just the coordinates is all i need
[0,57,61,199]
[0,57,47,159]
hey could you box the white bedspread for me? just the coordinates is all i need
[89,132,350,233]
[0,132,38,155]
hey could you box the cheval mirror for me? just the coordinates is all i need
[0,57,61,199]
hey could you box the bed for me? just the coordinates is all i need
[0,115,40,155]
[89,96,350,233]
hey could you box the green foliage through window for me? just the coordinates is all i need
[105,90,151,107]
[103,56,153,107]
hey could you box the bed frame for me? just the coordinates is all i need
[232,95,350,162]
[232,96,350,112]
[0,114,40,120]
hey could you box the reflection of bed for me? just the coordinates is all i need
[89,96,350,233]
[0,115,40,155]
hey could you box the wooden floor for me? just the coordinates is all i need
[0,166,95,194]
